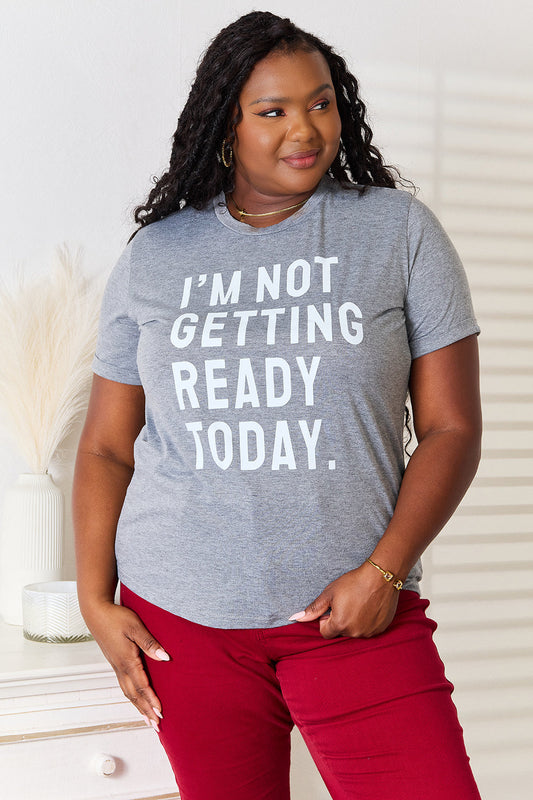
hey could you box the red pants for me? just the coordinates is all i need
[121,585,481,800]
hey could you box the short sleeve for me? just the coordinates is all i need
[405,196,480,359]
[92,242,142,385]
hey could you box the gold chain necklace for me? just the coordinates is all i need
[229,194,309,221]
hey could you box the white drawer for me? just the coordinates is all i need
[0,723,180,800]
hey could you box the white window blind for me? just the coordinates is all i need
[366,65,533,799]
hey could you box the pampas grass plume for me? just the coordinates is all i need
[0,245,104,473]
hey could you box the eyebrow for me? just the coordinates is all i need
[248,83,334,106]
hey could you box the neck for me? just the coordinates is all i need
[226,186,318,228]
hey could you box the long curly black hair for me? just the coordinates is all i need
[128,11,414,243]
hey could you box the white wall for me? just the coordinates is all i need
[1,2,532,798]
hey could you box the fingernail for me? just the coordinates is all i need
[155,648,170,661]
[152,707,163,719]
[150,718,160,732]
[141,714,151,728]
[288,611,306,621]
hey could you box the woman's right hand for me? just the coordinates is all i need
[73,378,168,729]
[83,601,170,731]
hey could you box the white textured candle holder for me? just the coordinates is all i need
[22,581,93,643]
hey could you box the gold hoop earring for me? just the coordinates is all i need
[221,138,233,168]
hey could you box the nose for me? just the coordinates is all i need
[286,109,316,143]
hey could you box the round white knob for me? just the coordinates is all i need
[92,753,117,776]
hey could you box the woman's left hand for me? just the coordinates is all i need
[289,560,400,639]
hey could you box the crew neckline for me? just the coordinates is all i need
[213,175,333,235]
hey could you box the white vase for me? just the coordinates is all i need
[0,473,64,625]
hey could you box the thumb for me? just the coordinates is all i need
[129,618,170,662]
[289,592,331,622]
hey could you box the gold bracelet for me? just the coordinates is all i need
[366,558,404,591]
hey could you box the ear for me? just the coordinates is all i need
[226,102,242,140]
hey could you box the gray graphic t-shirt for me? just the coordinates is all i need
[93,176,480,628]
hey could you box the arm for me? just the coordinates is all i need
[290,333,482,638]
[73,374,170,729]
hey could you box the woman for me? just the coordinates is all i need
[73,11,482,800]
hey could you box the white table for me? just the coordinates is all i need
[0,619,179,800]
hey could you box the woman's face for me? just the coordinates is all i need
[231,48,342,204]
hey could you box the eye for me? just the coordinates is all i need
[257,108,285,118]
[311,99,330,111]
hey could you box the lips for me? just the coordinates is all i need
[281,149,320,169]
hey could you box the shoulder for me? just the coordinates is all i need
[324,177,413,219]
[326,182,450,243]
[127,205,212,253]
